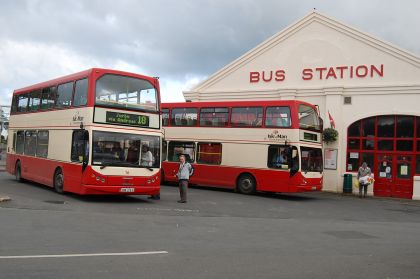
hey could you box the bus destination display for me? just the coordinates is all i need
[106,111,150,127]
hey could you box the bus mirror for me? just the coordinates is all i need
[290,165,298,177]
[82,156,88,172]
[82,130,89,172]
[292,149,298,158]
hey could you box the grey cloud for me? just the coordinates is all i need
[1,0,420,103]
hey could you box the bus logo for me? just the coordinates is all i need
[72,111,84,122]
[266,130,288,141]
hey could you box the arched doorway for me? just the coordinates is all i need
[347,115,420,199]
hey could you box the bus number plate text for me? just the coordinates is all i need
[120,187,135,193]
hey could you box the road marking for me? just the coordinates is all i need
[0,251,168,259]
[137,207,199,213]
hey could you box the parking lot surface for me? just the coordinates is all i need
[1,171,420,279]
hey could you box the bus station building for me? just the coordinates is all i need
[183,12,420,200]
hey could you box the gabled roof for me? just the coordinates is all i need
[188,11,420,93]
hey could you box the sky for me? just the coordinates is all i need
[1,0,420,109]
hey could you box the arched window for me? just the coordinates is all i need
[347,116,420,174]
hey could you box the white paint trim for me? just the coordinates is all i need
[184,84,420,102]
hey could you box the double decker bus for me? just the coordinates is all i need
[161,100,323,194]
[6,68,162,195]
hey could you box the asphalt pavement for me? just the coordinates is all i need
[0,171,420,279]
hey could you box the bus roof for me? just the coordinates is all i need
[13,68,157,95]
[162,99,316,108]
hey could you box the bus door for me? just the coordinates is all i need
[67,130,89,190]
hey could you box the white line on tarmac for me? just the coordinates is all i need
[0,251,168,259]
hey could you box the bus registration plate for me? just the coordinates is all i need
[120,187,135,193]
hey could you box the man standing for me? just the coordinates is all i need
[176,154,193,203]
[357,162,372,198]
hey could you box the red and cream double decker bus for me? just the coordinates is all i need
[6,68,162,195]
[161,100,323,194]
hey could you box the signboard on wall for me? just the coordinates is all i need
[324,148,338,170]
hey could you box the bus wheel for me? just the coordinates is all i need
[237,174,256,195]
[15,161,23,182]
[54,168,65,194]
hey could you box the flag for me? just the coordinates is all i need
[328,111,336,129]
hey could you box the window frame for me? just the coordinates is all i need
[73,78,89,107]
[95,74,159,113]
[36,130,49,158]
[40,86,57,110]
[167,141,195,163]
[17,94,29,113]
[171,108,198,127]
[197,142,222,165]
[28,90,42,112]
[267,145,291,170]
[162,108,170,126]
[23,130,37,156]
[15,131,25,154]
[199,107,229,127]
[56,81,74,109]
[230,106,263,128]
[265,106,291,128]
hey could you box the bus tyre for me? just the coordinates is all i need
[54,169,65,194]
[237,174,256,195]
[15,162,23,182]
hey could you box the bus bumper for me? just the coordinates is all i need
[80,184,160,195]
[294,184,322,192]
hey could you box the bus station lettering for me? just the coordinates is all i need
[249,64,384,83]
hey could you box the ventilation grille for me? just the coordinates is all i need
[344,96,352,104]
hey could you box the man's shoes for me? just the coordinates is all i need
[177,200,187,203]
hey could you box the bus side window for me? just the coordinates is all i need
[267,145,289,170]
[74,78,88,107]
[162,141,167,161]
[168,141,195,162]
[16,131,25,154]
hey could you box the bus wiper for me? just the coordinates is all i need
[99,160,116,169]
